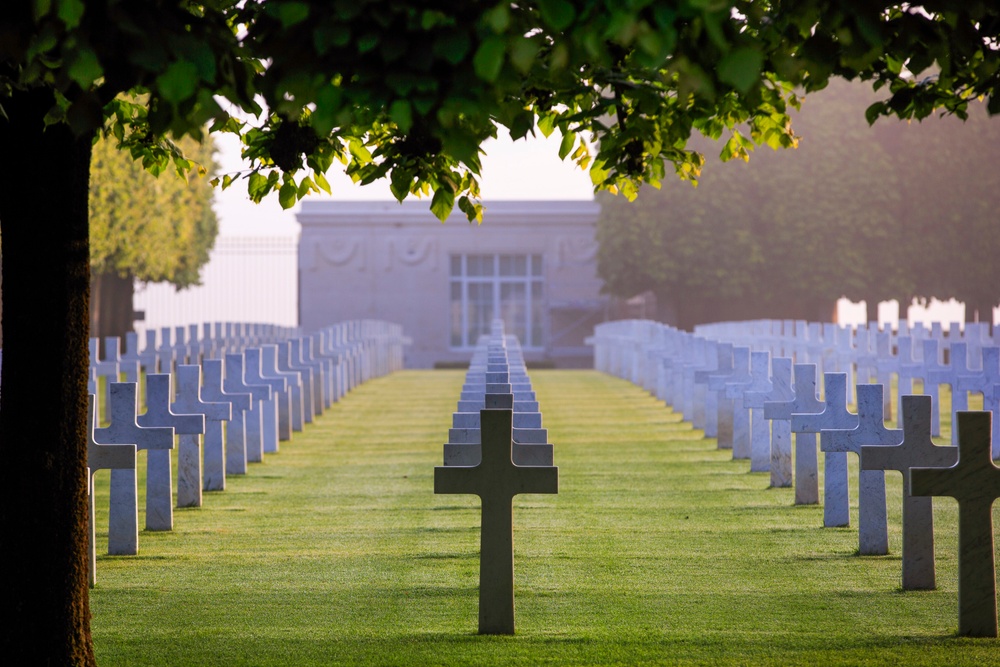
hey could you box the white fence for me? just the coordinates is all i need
[134,235,298,334]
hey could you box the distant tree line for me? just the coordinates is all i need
[89,133,218,339]
[596,79,1000,330]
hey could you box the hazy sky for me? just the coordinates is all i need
[212,128,594,237]
[208,124,977,324]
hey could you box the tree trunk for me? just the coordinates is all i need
[90,271,136,341]
[0,87,96,666]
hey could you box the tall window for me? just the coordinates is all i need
[450,254,544,349]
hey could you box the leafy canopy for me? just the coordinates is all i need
[90,130,218,287]
[596,79,1000,328]
[2,1,999,221]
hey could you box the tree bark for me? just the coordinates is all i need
[90,271,136,341]
[0,87,96,666]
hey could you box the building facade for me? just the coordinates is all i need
[297,200,605,368]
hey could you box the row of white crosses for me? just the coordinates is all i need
[435,320,558,635]
[591,318,1000,637]
[86,320,409,587]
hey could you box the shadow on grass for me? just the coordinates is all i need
[94,628,993,667]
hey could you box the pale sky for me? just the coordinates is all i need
[212,128,595,237]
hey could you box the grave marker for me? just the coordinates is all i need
[912,411,1000,637]
[792,366,858,516]
[434,404,558,635]
[86,394,136,585]
[172,365,230,506]
[722,347,753,460]
[761,358,795,487]
[201,359,252,481]
[956,346,1000,458]
[742,351,773,473]
[137,374,203,530]
[92,383,173,548]
[225,353,272,464]
[765,364,822,495]
[821,384,898,554]
[860,395,958,590]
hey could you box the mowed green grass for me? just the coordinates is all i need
[90,370,998,666]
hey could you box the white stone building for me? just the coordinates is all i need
[297,200,605,368]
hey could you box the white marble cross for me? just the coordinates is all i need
[742,351,773,473]
[927,341,972,445]
[244,348,284,454]
[292,338,325,417]
[86,394,135,586]
[121,332,152,378]
[912,410,1000,637]
[706,343,736,449]
[860,395,958,590]
[89,337,119,419]
[956,346,1000,458]
[873,332,898,421]
[920,339,944,437]
[279,341,316,424]
[791,372,857,521]
[722,347,753,460]
[156,327,175,376]
[821,384,898,553]
[172,365,230,506]
[137,374,203,531]
[262,344,304,434]
[225,353,272,465]
[896,337,924,417]
[104,336,139,384]
[92,382,173,552]
[300,336,332,410]
[765,364,823,496]
[761,358,795,488]
[201,359,252,482]
[434,405,558,634]
[693,342,731,439]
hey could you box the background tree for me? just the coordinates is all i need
[597,78,1000,330]
[89,132,219,339]
[2,3,999,664]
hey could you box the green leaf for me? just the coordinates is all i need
[248,171,268,198]
[558,131,575,160]
[279,182,298,209]
[348,138,372,163]
[430,186,455,222]
[33,0,52,20]
[509,37,540,74]
[297,176,315,198]
[432,30,471,65]
[537,113,556,138]
[458,195,483,223]
[314,171,331,194]
[156,60,200,105]
[57,0,85,29]
[717,47,764,93]
[389,167,411,202]
[590,160,610,187]
[276,2,310,28]
[483,4,510,33]
[537,0,575,31]
[389,100,413,133]
[67,49,103,88]
[473,36,505,83]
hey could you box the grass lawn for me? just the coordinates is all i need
[90,370,998,666]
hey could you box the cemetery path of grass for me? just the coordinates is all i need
[91,370,997,666]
